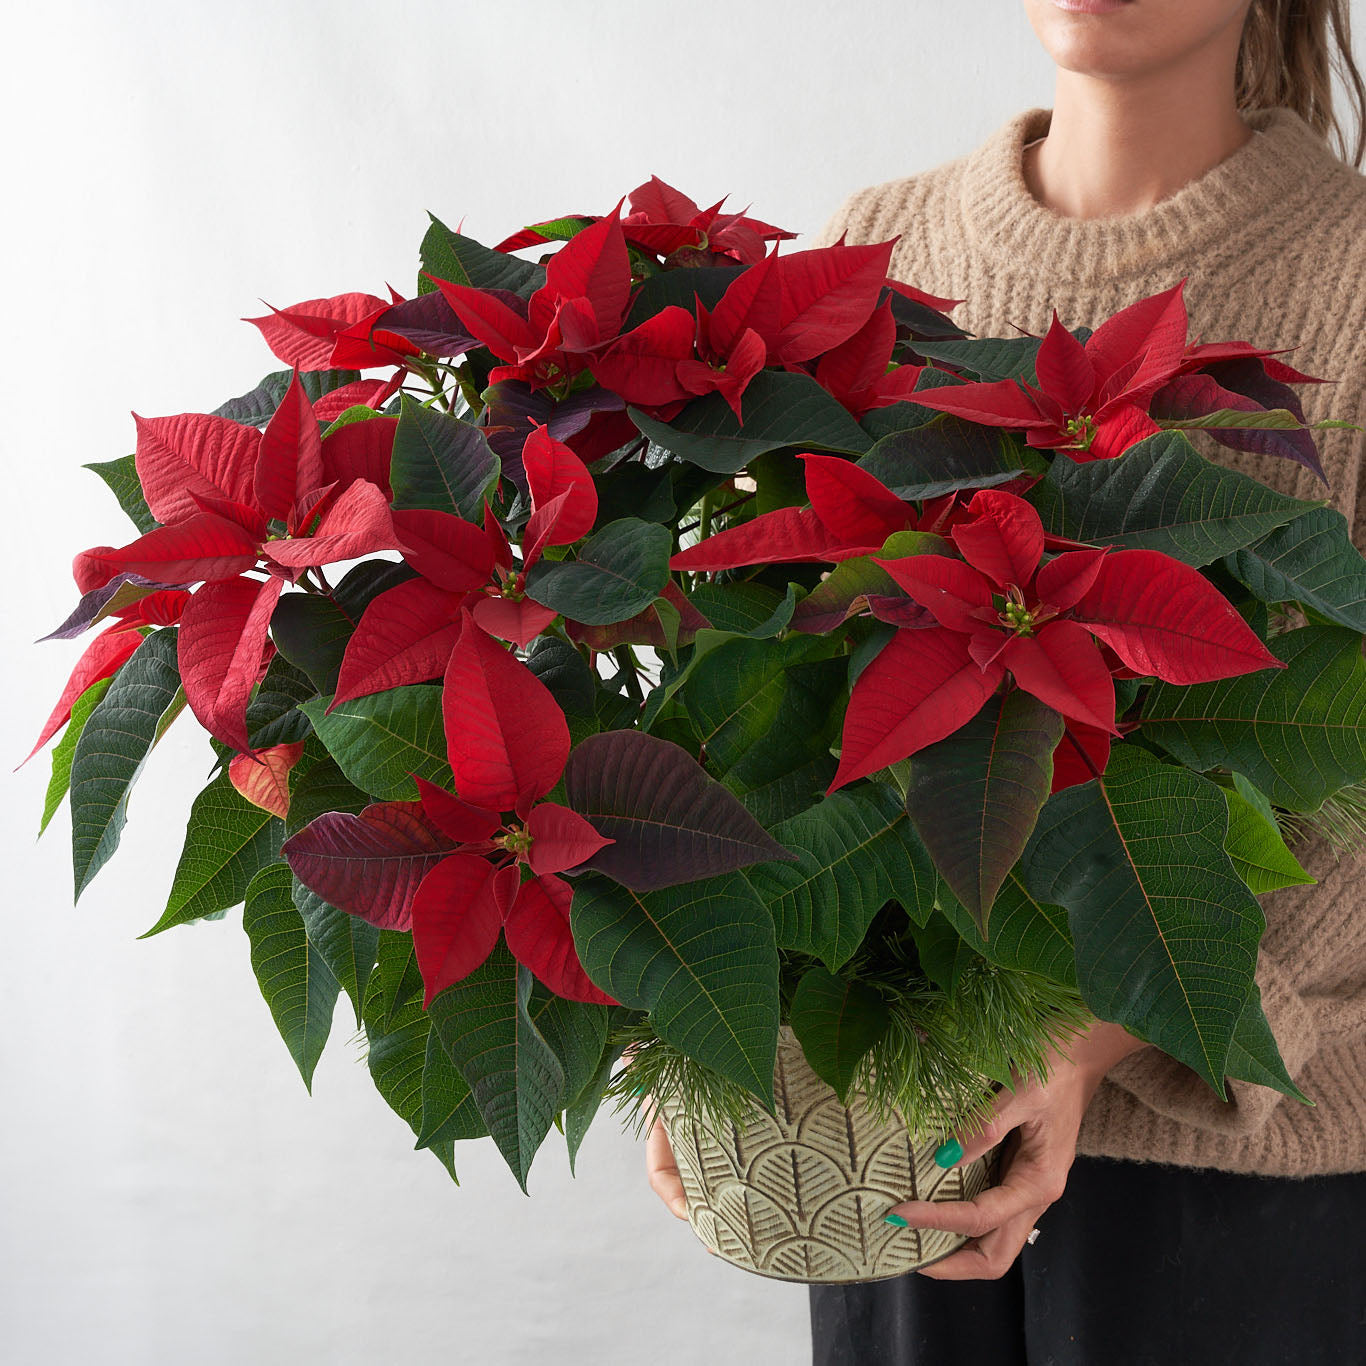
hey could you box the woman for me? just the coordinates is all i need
[646,2,1366,1362]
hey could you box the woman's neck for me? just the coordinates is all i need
[1024,62,1255,220]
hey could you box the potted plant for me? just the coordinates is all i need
[30,178,1364,1285]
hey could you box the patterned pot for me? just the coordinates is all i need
[655,1025,997,1284]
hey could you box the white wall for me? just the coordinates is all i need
[1,4,1055,1363]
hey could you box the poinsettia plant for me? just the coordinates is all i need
[31,176,1366,1191]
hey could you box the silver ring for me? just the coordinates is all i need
[1026,1227,1041,1245]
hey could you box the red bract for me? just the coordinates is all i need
[494,174,796,267]
[72,373,408,753]
[244,290,420,373]
[228,740,306,819]
[670,453,963,572]
[332,424,593,706]
[399,616,616,1006]
[829,487,1285,790]
[813,297,925,416]
[912,281,1192,460]
[432,208,633,394]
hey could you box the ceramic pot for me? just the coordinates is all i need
[655,1025,997,1284]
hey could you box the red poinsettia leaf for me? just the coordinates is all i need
[950,489,1045,589]
[1072,548,1286,683]
[884,279,963,314]
[814,297,898,404]
[670,506,872,571]
[1080,403,1162,462]
[430,279,536,362]
[311,377,401,423]
[283,801,458,932]
[265,479,406,568]
[243,292,389,370]
[110,588,192,630]
[708,245,783,357]
[629,174,701,224]
[543,205,632,338]
[327,303,422,369]
[187,491,270,541]
[178,574,284,752]
[1051,720,1113,793]
[523,801,613,875]
[443,612,570,810]
[875,552,995,633]
[706,327,769,422]
[390,508,496,592]
[73,514,262,594]
[133,411,262,525]
[800,453,915,545]
[413,775,502,844]
[319,415,397,501]
[1034,546,1110,612]
[22,625,144,765]
[470,594,558,648]
[332,578,465,706]
[830,627,1005,790]
[912,376,1047,429]
[1087,280,1188,401]
[522,423,598,544]
[999,621,1118,734]
[1035,311,1096,413]
[228,740,306,819]
[589,305,695,406]
[483,502,515,574]
[410,853,508,1005]
[503,873,617,1005]
[255,371,325,522]
[773,240,896,364]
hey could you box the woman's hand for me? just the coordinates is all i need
[644,1102,690,1221]
[887,1019,1149,1281]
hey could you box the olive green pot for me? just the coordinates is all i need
[655,1025,996,1284]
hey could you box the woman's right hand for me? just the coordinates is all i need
[644,1102,690,1220]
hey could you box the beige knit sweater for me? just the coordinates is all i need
[811,105,1366,1178]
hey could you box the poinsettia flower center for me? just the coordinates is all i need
[1062,413,1097,449]
[497,825,533,859]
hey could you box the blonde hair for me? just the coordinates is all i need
[1236,0,1366,167]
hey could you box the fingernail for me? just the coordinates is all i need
[672,1199,688,1218]
[883,1213,909,1228]
[934,1138,963,1168]
[630,1085,647,1096]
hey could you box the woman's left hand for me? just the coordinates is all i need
[885,1018,1149,1281]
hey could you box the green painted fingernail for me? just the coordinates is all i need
[883,1213,908,1228]
[630,1085,647,1096]
[934,1138,963,1168]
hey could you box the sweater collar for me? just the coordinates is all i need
[960,104,1341,282]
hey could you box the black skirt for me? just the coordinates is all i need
[808,1154,1366,1366]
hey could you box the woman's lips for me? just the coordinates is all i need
[1050,0,1132,13]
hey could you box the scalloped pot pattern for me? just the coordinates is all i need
[657,1027,995,1284]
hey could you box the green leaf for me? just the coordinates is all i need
[84,455,156,534]
[788,967,891,1103]
[936,873,1077,987]
[425,946,566,1192]
[1224,983,1310,1103]
[910,337,1041,382]
[570,871,780,1107]
[373,928,424,1030]
[1141,625,1366,811]
[746,784,936,970]
[628,370,871,473]
[682,635,845,824]
[564,1037,625,1176]
[300,687,448,800]
[40,676,112,836]
[528,984,609,1106]
[1160,406,1337,432]
[684,582,792,636]
[419,214,545,298]
[524,518,671,625]
[390,395,501,520]
[1023,746,1263,1091]
[416,1026,488,1148]
[906,692,1063,933]
[69,629,182,899]
[242,654,315,751]
[293,877,379,1029]
[858,417,1027,501]
[1224,506,1366,632]
[213,368,361,427]
[525,635,598,716]
[622,265,741,331]
[285,748,369,835]
[908,912,984,993]
[1221,785,1314,894]
[361,973,458,1181]
[241,863,340,1090]
[140,770,284,936]
[1031,432,1317,566]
